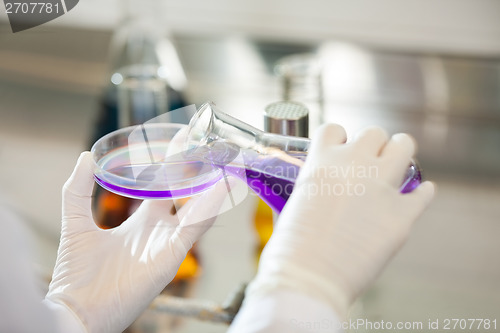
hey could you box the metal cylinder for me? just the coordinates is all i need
[264,101,309,138]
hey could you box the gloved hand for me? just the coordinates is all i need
[44,152,232,333]
[245,124,435,318]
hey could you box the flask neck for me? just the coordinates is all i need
[259,132,310,153]
[187,102,261,149]
[187,102,310,153]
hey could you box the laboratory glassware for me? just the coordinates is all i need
[91,102,422,213]
[91,123,223,200]
[186,102,422,213]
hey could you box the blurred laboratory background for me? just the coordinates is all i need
[1,0,499,332]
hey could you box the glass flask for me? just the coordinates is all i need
[186,102,422,213]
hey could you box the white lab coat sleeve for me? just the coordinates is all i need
[227,289,344,333]
[0,205,58,333]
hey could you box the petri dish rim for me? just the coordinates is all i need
[91,123,187,185]
[91,122,223,199]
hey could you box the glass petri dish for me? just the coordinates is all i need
[91,123,223,199]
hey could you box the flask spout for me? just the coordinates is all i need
[187,102,264,150]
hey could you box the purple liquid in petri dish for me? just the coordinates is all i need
[94,148,223,200]
[94,173,222,199]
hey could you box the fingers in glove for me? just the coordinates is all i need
[62,152,96,227]
[310,123,347,154]
[379,133,417,186]
[402,181,435,222]
[122,199,176,230]
[174,177,235,246]
[352,127,389,156]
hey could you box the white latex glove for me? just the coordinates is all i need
[244,124,435,319]
[44,152,232,333]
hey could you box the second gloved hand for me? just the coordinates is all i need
[245,124,435,319]
[45,152,232,333]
